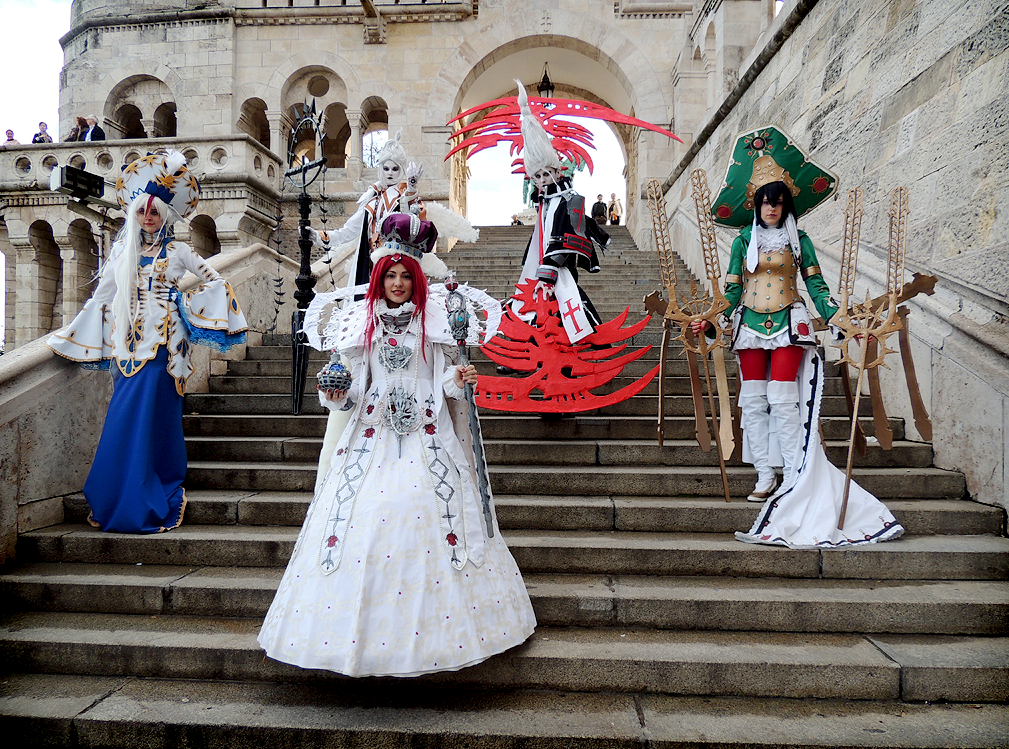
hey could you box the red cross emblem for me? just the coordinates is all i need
[562,298,584,334]
[571,201,584,232]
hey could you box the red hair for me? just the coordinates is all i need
[364,254,429,356]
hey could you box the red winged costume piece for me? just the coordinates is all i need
[447,87,680,413]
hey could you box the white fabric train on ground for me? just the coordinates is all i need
[735,347,905,548]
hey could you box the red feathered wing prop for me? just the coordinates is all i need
[446,95,681,173]
[476,280,658,413]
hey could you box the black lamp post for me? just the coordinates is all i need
[284,98,327,415]
[537,63,555,99]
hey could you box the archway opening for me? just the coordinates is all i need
[189,215,221,259]
[29,220,63,334]
[238,98,270,148]
[453,42,632,226]
[114,104,146,139]
[154,102,177,138]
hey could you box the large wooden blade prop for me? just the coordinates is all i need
[835,187,867,457]
[645,175,732,502]
[832,187,904,529]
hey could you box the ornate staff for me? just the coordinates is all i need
[445,271,495,537]
[645,174,732,502]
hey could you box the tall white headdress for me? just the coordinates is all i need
[516,80,561,176]
[375,128,408,170]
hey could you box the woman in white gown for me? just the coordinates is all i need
[259,213,536,677]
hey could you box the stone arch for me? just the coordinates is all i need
[102,72,177,138]
[264,51,361,113]
[425,12,671,127]
[238,97,270,148]
[280,66,349,116]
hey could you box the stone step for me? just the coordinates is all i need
[1,611,1005,702]
[2,673,1004,749]
[209,372,864,400]
[60,491,1001,537]
[182,459,964,499]
[185,392,870,417]
[184,435,934,470]
[4,563,1007,636]
[17,524,1007,579]
[182,413,905,441]
[486,464,965,499]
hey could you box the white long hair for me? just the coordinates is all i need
[110,192,175,350]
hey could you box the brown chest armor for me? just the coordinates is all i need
[743,249,802,313]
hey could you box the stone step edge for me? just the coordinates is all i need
[1,672,1005,749]
[1,613,1005,702]
[3,565,1006,635]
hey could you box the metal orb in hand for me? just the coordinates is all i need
[317,356,353,392]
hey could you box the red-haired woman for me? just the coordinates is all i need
[259,213,535,677]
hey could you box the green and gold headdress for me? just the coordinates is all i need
[711,126,837,227]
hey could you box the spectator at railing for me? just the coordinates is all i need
[32,122,53,144]
[3,129,19,147]
[81,115,106,142]
[67,116,87,142]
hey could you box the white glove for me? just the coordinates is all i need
[406,161,424,192]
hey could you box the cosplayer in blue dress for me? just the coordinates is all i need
[48,150,248,533]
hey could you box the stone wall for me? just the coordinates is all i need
[663,0,1009,509]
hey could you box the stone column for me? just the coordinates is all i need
[266,110,294,164]
[141,117,156,138]
[346,109,365,181]
[0,226,14,352]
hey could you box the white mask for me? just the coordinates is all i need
[380,160,402,187]
[531,168,558,190]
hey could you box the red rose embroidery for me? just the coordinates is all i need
[446,533,458,546]
[424,424,436,434]
[425,409,433,417]
[366,405,374,414]
[716,204,732,219]
[336,448,344,456]
[327,535,338,548]
[364,428,375,438]
[812,176,831,193]
[797,322,810,336]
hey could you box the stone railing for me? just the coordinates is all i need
[0,135,283,202]
[0,240,348,563]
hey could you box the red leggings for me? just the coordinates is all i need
[738,346,804,382]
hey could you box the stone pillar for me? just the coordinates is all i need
[141,117,156,138]
[704,54,717,112]
[63,222,99,319]
[346,109,365,181]
[0,225,14,352]
[266,110,294,164]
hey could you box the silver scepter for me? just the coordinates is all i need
[445,271,495,538]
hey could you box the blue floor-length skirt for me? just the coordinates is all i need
[83,346,187,533]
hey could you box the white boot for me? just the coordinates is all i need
[768,380,802,485]
[739,380,777,502]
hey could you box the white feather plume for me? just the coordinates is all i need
[424,202,480,243]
